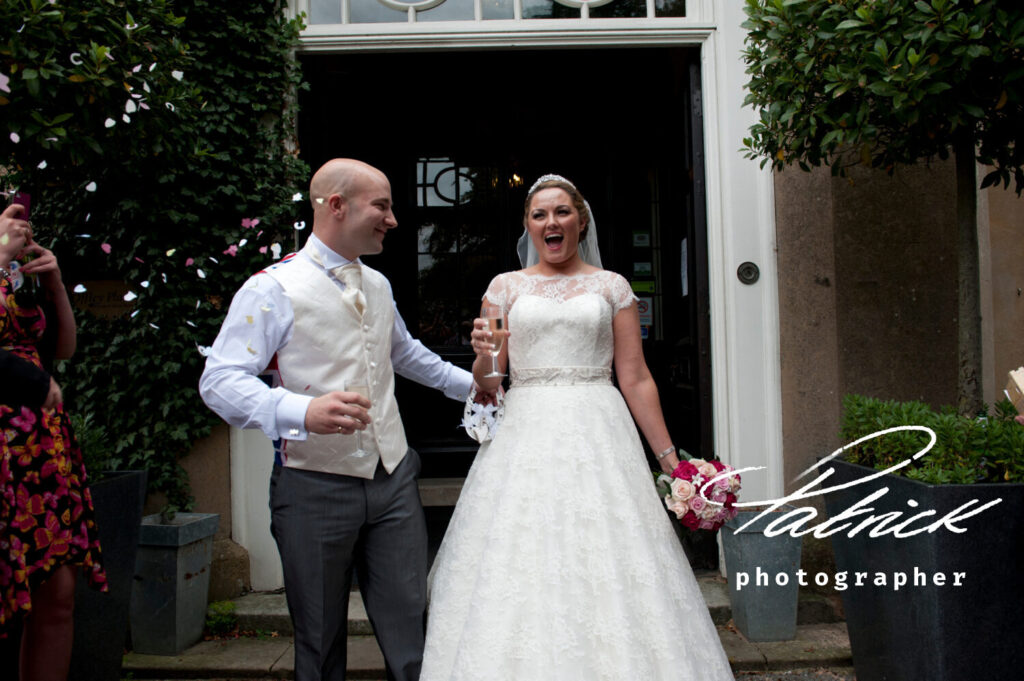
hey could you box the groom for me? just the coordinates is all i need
[200,158,475,681]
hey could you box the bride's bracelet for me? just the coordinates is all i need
[656,445,676,460]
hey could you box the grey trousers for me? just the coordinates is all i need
[269,450,427,681]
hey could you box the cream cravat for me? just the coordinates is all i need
[333,262,366,315]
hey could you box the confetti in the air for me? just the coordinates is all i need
[171,70,184,81]
[197,345,211,357]
[140,280,150,288]
[101,243,112,254]
[241,218,260,229]
[85,181,97,192]
[105,118,116,128]
[73,284,87,293]
[10,133,19,144]
[223,245,238,257]
[0,73,9,93]
[166,249,176,257]
[70,52,83,66]
[197,269,206,279]
[37,160,46,169]
[271,243,282,259]
[125,99,137,114]
[124,291,138,302]
[292,193,303,202]
[294,221,306,231]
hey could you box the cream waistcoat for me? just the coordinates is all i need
[263,250,408,479]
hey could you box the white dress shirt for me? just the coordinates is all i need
[199,234,473,442]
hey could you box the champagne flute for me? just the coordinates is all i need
[348,384,371,458]
[481,304,506,378]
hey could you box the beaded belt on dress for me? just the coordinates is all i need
[510,366,612,387]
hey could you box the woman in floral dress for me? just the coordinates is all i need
[1,203,105,681]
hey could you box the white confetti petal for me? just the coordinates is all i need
[140,280,150,288]
[124,291,138,302]
[149,323,160,330]
[166,249,176,256]
[208,257,219,264]
[149,62,157,72]
[197,269,206,279]
[143,82,151,93]
[70,52,83,66]
[73,284,87,293]
[76,234,92,238]
[85,181,97,192]
[37,160,47,169]
[123,113,131,123]
[131,310,139,318]
[270,243,282,259]
[125,100,137,113]
[197,344,211,357]
[292,192,303,201]
[171,70,184,81]
[127,23,138,30]
[293,221,306,231]
[105,118,116,128]
[186,320,197,328]
[10,132,19,144]
[166,102,175,112]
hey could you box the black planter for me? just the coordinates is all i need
[824,459,1024,681]
[68,470,147,681]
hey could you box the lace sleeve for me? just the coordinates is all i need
[608,272,638,315]
[482,273,509,310]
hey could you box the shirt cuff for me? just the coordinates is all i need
[444,367,475,402]
[276,391,314,440]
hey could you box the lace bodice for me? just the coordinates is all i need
[483,270,636,380]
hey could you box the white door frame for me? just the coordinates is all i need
[232,1,782,590]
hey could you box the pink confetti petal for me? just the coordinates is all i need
[185,257,194,266]
[0,72,10,94]
[101,243,112,254]
[259,246,268,254]
[223,244,238,257]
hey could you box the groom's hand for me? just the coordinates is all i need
[472,383,502,406]
[305,391,372,435]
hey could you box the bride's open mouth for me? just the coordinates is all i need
[544,233,564,249]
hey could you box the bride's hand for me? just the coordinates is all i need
[470,318,496,360]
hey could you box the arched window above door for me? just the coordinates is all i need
[302,0,691,25]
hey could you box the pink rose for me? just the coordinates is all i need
[710,490,727,504]
[670,478,695,501]
[665,497,688,519]
[697,461,718,479]
[689,495,707,513]
[674,460,699,480]
[698,519,716,530]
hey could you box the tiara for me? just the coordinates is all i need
[527,173,576,195]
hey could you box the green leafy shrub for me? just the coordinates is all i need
[204,600,237,637]
[840,394,1024,484]
[3,1,309,508]
[741,0,1024,192]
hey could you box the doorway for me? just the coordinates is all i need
[297,46,712,479]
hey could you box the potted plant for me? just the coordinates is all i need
[130,509,220,655]
[824,394,1024,681]
[720,505,802,641]
[68,413,148,681]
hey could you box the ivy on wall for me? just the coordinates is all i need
[2,1,309,508]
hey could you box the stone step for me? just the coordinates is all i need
[121,623,853,679]
[229,576,841,637]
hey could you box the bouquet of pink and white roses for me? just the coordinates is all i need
[655,456,741,532]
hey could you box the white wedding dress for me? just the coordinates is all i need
[421,270,734,681]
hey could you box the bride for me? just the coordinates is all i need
[420,175,735,680]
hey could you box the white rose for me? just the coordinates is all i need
[698,462,718,479]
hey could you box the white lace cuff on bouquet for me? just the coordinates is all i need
[461,386,505,443]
